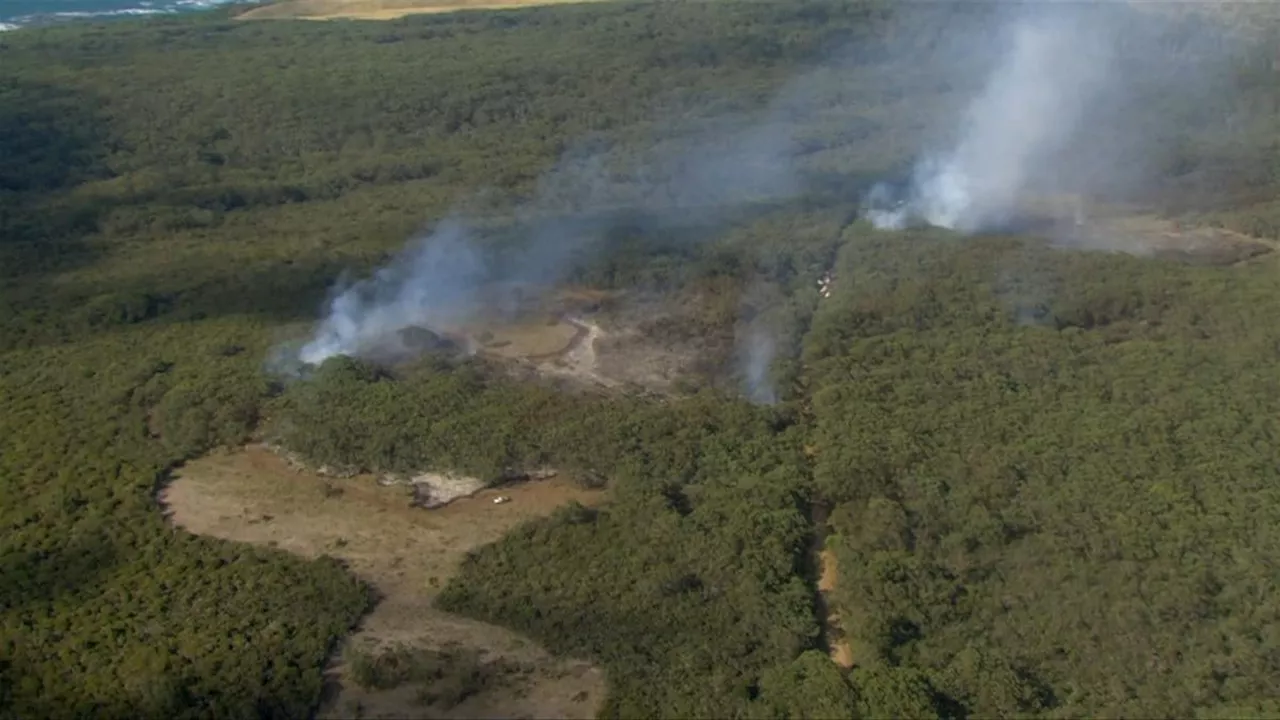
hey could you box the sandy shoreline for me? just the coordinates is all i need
[236,0,608,22]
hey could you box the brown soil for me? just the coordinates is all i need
[445,286,615,366]
[457,286,700,394]
[159,445,607,720]
[237,0,606,21]
[467,318,582,361]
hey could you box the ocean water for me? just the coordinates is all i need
[0,0,250,30]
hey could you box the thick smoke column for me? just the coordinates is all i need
[869,7,1114,233]
[298,220,485,365]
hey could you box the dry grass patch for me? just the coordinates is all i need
[160,445,606,720]
[816,547,854,670]
[237,0,608,22]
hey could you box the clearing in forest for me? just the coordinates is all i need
[465,317,584,361]
[236,0,608,21]
[438,286,705,394]
[159,445,607,720]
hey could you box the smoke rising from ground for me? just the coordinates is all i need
[866,3,1251,235]
[286,109,803,370]
[281,1,1263,380]
[734,281,785,405]
[298,220,485,365]
[740,324,777,406]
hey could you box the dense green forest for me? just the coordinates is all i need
[807,227,1280,718]
[3,1,1280,718]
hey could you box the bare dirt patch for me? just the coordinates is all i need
[587,291,719,394]
[469,318,582,361]
[160,445,606,720]
[454,286,702,394]
[531,317,619,389]
[368,285,708,396]
[237,0,606,22]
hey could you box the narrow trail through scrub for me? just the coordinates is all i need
[809,504,854,670]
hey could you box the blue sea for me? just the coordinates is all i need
[0,0,252,31]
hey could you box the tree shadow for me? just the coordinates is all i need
[0,531,116,614]
[0,79,117,279]
[0,253,358,354]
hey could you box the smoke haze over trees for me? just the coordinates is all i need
[865,2,1264,234]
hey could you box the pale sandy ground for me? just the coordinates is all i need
[160,445,607,720]
[536,318,621,389]
[466,317,583,361]
[237,0,608,22]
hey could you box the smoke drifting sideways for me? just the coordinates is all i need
[275,99,805,382]
[864,2,1256,236]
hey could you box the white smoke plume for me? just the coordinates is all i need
[740,323,778,406]
[298,220,485,365]
[866,2,1252,235]
[286,110,803,369]
[867,6,1114,232]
